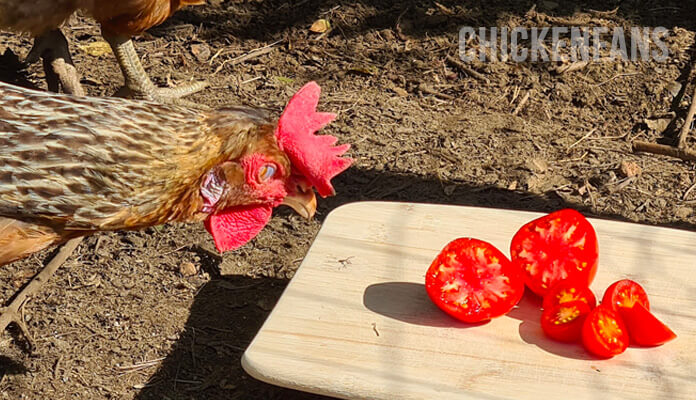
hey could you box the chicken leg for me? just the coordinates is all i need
[103,32,208,106]
[633,76,696,161]
[25,30,85,96]
[0,237,82,350]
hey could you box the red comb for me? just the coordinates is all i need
[275,82,352,197]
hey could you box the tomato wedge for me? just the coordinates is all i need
[602,279,650,312]
[542,281,597,311]
[619,303,676,346]
[541,300,592,342]
[510,209,598,297]
[425,238,524,323]
[582,305,629,358]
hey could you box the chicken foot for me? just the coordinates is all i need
[0,237,83,350]
[633,74,696,161]
[104,33,208,107]
[25,30,85,96]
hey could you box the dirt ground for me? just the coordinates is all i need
[1,0,696,398]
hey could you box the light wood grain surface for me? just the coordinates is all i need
[242,202,696,400]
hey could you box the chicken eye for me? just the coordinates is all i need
[258,164,277,182]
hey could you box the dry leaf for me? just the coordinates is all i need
[309,19,331,33]
[675,206,693,219]
[77,41,112,57]
[644,117,671,132]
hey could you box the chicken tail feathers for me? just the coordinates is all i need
[0,218,61,267]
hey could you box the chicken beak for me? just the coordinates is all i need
[281,179,317,219]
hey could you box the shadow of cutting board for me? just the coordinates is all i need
[242,202,696,399]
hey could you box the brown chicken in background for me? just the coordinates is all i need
[0,80,352,345]
[0,0,207,102]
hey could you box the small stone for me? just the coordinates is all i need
[675,206,693,219]
[381,29,395,41]
[256,297,275,311]
[179,262,199,277]
[190,43,211,62]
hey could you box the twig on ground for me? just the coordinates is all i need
[445,56,490,84]
[554,60,591,74]
[632,140,696,161]
[677,81,696,149]
[512,90,531,116]
[568,128,598,149]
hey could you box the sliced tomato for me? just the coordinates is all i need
[541,300,592,342]
[602,279,650,312]
[619,303,676,346]
[510,209,599,297]
[542,281,597,311]
[425,238,524,323]
[582,305,629,358]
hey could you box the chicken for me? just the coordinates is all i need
[0,81,352,343]
[0,0,207,102]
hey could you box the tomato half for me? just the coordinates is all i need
[582,305,629,358]
[619,303,676,346]
[602,279,650,312]
[542,281,597,311]
[425,238,524,323]
[541,300,592,342]
[510,209,598,297]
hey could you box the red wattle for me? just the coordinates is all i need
[204,205,273,252]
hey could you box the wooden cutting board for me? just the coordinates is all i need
[242,202,696,400]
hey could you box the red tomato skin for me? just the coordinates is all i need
[425,238,525,323]
[541,300,592,342]
[542,281,597,311]
[619,303,676,346]
[582,305,629,358]
[602,279,650,312]
[510,209,599,297]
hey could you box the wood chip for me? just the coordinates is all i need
[619,160,642,178]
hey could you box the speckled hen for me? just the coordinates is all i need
[0,80,352,265]
[0,80,352,343]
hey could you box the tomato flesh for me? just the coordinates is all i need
[582,305,629,358]
[602,279,650,312]
[541,300,592,342]
[425,238,524,323]
[510,209,598,297]
[619,303,676,346]
[542,281,597,311]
